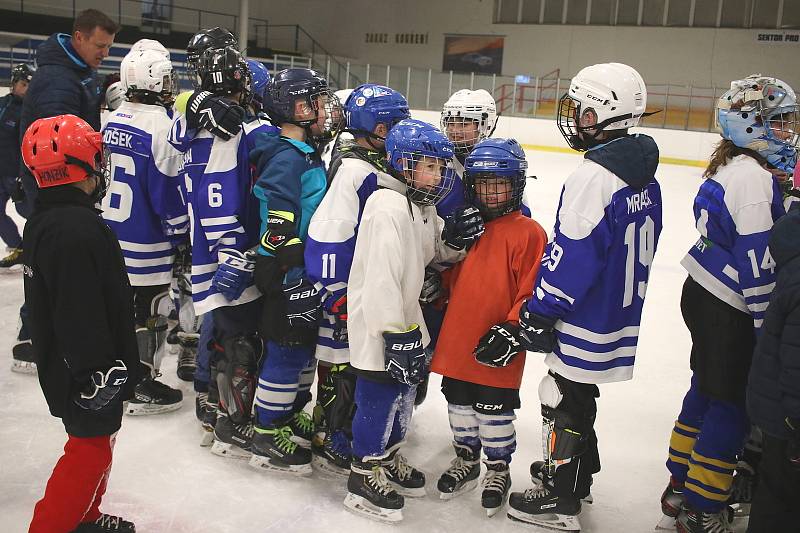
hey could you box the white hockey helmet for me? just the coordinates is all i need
[130,38,170,60]
[557,62,647,151]
[335,88,354,106]
[105,81,126,111]
[440,89,498,155]
[121,49,176,105]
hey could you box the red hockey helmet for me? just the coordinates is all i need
[21,114,104,188]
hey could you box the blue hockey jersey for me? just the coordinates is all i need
[527,135,663,384]
[681,154,784,332]
[188,118,277,315]
[101,102,187,286]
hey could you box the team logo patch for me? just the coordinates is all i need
[362,88,374,97]
[355,96,367,107]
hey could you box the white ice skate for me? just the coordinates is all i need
[343,493,403,524]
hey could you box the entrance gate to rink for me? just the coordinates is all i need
[326,61,724,133]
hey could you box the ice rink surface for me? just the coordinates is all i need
[0,148,750,532]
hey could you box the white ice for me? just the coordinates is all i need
[0,149,750,532]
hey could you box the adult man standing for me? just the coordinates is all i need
[13,9,118,373]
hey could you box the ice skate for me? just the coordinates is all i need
[11,340,37,374]
[210,412,253,459]
[125,377,182,415]
[176,332,197,382]
[311,430,351,477]
[530,460,593,504]
[249,425,313,476]
[676,505,734,533]
[286,409,315,446]
[437,443,481,500]
[656,478,685,530]
[382,443,426,497]
[199,387,218,447]
[726,461,755,517]
[166,323,182,346]
[0,247,22,270]
[507,485,582,532]
[482,459,511,517]
[71,513,135,532]
[344,458,404,523]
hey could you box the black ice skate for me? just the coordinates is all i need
[437,442,481,500]
[482,459,511,517]
[125,376,183,416]
[311,430,352,477]
[507,485,582,532]
[727,460,755,517]
[195,392,207,422]
[176,333,197,382]
[676,505,735,533]
[530,460,593,504]
[211,412,253,459]
[166,323,182,346]
[286,409,315,446]
[344,458,404,523]
[11,340,37,374]
[249,424,313,476]
[199,390,218,447]
[656,478,685,530]
[382,444,426,497]
[71,513,136,532]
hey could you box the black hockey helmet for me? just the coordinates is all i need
[186,27,237,87]
[264,68,344,141]
[11,63,36,84]
[198,45,252,106]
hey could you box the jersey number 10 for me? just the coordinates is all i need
[623,215,656,308]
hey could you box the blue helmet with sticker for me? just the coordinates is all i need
[264,68,343,140]
[464,138,527,220]
[385,119,456,206]
[345,84,410,143]
[246,59,271,107]
[717,75,799,172]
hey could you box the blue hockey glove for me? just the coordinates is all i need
[383,325,427,386]
[518,302,558,353]
[259,210,304,271]
[474,321,523,367]
[213,249,256,301]
[419,266,444,304]
[442,206,485,251]
[185,90,246,141]
[74,360,128,410]
[283,278,322,328]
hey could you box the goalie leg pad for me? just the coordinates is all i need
[217,334,262,424]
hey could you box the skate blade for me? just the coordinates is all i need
[10,361,37,375]
[390,482,426,498]
[0,264,22,274]
[125,401,183,416]
[654,513,677,530]
[210,440,252,460]
[249,454,313,477]
[343,493,402,524]
[439,478,480,500]
[485,498,508,517]
[507,508,581,532]
[311,454,350,478]
[199,430,215,448]
[729,502,750,518]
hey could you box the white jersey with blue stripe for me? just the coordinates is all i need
[187,118,273,315]
[529,156,663,384]
[680,154,784,332]
[101,101,187,286]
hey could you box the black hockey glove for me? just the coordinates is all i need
[419,267,444,304]
[10,176,25,204]
[442,206,485,251]
[474,321,523,367]
[259,211,305,271]
[283,278,322,328]
[518,302,558,353]
[383,325,427,386]
[327,292,348,343]
[785,417,800,470]
[74,361,128,410]
[185,90,246,141]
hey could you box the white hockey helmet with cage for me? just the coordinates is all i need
[557,62,647,151]
[441,89,498,155]
[121,49,176,105]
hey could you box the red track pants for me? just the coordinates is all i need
[29,433,116,533]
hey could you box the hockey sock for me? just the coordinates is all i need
[294,358,317,411]
[447,403,481,450]
[254,341,314,427]
[386,383,417,449]
[351,377,413,459]
[477,410,516,463]
[667,376,710,484]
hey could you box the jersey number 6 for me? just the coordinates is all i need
[100,153,135,223]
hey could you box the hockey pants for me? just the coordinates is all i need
[351,376,416,459]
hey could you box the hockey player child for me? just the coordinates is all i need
[22,114,142,533]
[344,119,485,523]
[248,67,343,475]
[305,83,411,476]
[430,138,547,516]
[183,47,276,458]
[508,63,662,532]
[660,75,797,533]
[101,48,186,416]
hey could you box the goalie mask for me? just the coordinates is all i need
[441,89,497,156]
[464,138,527,221]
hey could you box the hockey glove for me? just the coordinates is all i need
[518,302,558,353]
[283,277,322,328]
[11,176,25,204]
[419,266,444,304]
[442,206,485,251]
[212,249,256,301]
[259,211,305,271]
[327,292,348,343]
[785,417,800,470]
[383,325,427,386]
[474,322,523,367]
[185,90,246,141]
[74,360,128,410]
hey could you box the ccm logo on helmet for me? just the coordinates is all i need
[391,340,423,351]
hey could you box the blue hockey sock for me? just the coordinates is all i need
[254,341,314,427]
[351,377,414,459]
[448,403,481,451]
[477,410,516,463]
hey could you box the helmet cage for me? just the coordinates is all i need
[441,115,484,155]
[306,90,345,142]
[393,151,456,206]
[557,93,634,151]
[464,170,525,220]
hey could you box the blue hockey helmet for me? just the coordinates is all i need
[264,68,343,141]
[464,138,527,220]
[345,84,410,145]
[246,59,271,111]
[385,119,456,206]
[717,75,799,172]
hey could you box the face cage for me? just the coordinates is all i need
[64,147,110,200]
[761,105,800,150]
[465,172,525,220]
[441,116,483,155]
[400,152,456,206]
[306,90,345,141]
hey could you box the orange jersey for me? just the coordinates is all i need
[431,211,547,389]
